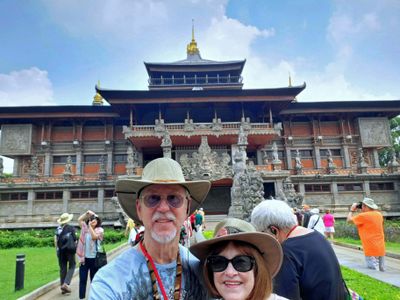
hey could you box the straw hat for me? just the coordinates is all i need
[362,197,378,210]
[57,213,73,225]
[116,157,211,221]
[190,218,283,278]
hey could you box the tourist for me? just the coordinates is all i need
[251,199,347,300]
[293,207,303,225]
[195,208,204,232]
[90,157,211,299]
[347,197,385,271]
[323,209,335,239]
[125,218,138,246]
[307,208,325,236]
[190,210,197,232]
[190,218,287,300]
[77,210,104,299]
[301,204,312,227]
[55,212,77,294]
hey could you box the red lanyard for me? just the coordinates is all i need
[286,225,298,239]
[140,241,181,300]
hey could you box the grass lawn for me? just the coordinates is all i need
[341,266,400,300]
[334,237,400,254]
[0,241,125,300]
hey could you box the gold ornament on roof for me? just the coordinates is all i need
[93,80,104,105]
[187,19,200,55]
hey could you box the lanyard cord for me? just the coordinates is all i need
[285,225,298,239]
[140,241,182,300]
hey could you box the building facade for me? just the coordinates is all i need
[1,35,400,226]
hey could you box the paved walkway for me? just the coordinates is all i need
[20,222,399,299]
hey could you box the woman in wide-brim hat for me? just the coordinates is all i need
[190,218,287,300]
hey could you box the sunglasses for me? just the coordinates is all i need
[206,255,255,272]
[141,194,185,209]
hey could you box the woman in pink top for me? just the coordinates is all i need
[322,209,335,239]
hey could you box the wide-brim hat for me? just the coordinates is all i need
[190,218,283,278]
[57,213,73,225]
[116,157,211,221]
[362,197,379,210]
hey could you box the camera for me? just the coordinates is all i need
[89,215,97,221]
[356,202,363,209]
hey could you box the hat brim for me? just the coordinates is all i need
[57,213,73,224]
[363,202,378,209]
[116,178,211,222]
[189,232,283,278]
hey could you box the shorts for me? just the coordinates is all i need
[324,226,335,233]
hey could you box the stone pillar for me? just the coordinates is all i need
[27,190,35,216]
[62,189,70,212]
[298,183,305,195]
[363,181,370,197]
[98,188,104,213]
[331,181,338,206]
[76,151,82,175]
[44,151,51,176]
[107,151,113,175]
[372,149,380,168]
[13,158,20,176]
[342,145,351,168]
[285,147,292,169]
[313,146,321,169]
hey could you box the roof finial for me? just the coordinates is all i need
[288,72,292,87]
[187,19,200,56]
[93,80,104,106]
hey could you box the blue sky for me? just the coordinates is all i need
[0,0,399,171]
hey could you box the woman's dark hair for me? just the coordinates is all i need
[202,240,272,300]
[86,214,102,228]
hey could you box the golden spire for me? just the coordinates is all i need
[93,80,104,106]
[187,19,200,55]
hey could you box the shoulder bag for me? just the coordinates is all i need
[95,239,107,269]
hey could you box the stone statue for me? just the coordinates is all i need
[326,149,337,174]
[357,147,368,173]
[271,142,280,163]
[64,156,73,174]
[29,156,39,177]
[161,130,172,147]
[277,177,304,208]
[237,125,248,146]
[295,149,303,174]
[126,145,139,175]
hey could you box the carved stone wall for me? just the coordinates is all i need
[0,124,33,155]
[358,118,391,147]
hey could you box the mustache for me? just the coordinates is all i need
[152,211,176,222]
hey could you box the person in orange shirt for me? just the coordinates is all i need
[347,197,385,271]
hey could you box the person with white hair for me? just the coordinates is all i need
[307,208,325,236]
[251,199,347,300]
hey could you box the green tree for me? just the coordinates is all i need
[379,116,400,166]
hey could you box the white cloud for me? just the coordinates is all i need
[0,68,55,106]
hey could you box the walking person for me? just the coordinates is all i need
[307,208,325,236]
[301,204,312,227]
[190,218,287,300]
[323,209,335,239]
[90,157,211,299]
[55,212,77,294]
[77,210,104,299]
[347,197,386,271]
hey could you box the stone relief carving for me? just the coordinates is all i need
[178,136,232,181]
[350,148,370,167]
[358,118,391,147]
[277,177,304,208]
[98,155,107,180]
[29,156,40,178]
[0,124,33,155]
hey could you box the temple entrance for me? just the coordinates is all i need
[263,182,275,199]
[201,186,231,214]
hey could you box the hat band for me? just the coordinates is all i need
[152,179,180,183]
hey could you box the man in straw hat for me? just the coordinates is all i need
[251,200,347,300]
[90,157,211,299]
[347,197,386,271]
[55,212,77,294]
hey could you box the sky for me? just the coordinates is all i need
[0,0,399,172]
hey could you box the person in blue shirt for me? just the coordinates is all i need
[90,157,211,299]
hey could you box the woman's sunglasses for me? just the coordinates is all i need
[141,194,185,209]
[206,255,255,272]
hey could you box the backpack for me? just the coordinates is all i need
[59,226,76,252]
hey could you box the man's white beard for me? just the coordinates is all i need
[151,211,178,244]
[151,228,177,244]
